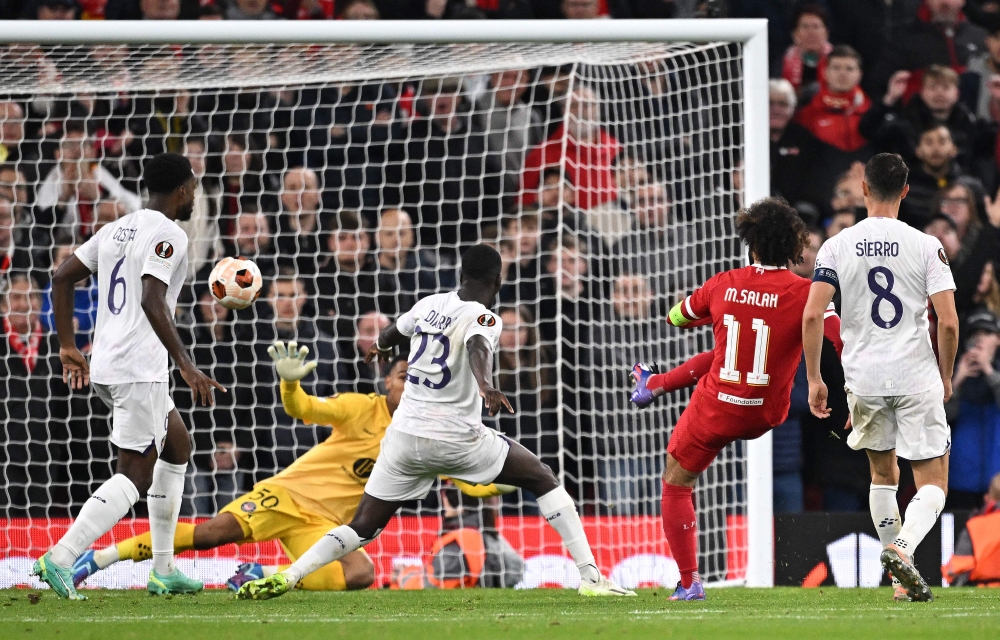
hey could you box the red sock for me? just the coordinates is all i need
[661,481,698,589]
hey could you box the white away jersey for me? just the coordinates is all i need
[813,216,955,396]
[392,291,503,441]
[74,209,189,384]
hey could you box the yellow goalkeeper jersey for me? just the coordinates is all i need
[266,380,390,526]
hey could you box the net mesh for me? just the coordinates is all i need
[0,40,747,589]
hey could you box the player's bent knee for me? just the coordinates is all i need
[341,552,376,590]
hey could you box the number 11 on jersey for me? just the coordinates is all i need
[719,314,771,386]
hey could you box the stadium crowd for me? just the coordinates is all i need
[1,0,1000,524]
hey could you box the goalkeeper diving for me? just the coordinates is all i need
[73,342,509,591]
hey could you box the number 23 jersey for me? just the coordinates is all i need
[393,291,503,441]
[814,216,955,397]
[75,208,188,384]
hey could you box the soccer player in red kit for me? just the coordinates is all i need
[630,198,843,600]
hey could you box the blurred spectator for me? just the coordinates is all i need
[175,137,222,283]
[232,209,278,277]
[23,0,79,19]
[522,84,622,238]
[968,26,1000,121]
[866,0,987,101]
[901,125,970,227]
[104,0,198,20]
[825,209,857,238]
[316,210,377,344]
[925,212,964,262]
[781,4,832,98]
[0,273,70,517]
[937,180,984,259]
[792,46,874,209]
[199,3,223,18]
[191,440,244,516]
[773,357,809,513]
[971,261,1000,319]
[499,210,542,304]
[374,207,449,315]
[540,167,575,210]
[393,76,502,250]
[336,0,379,19]
[0,101,26,167]
[225,0,278,19]
[947,309,1000,507]
[614,181,698,301]
[861,65,978,171]
[337,310,390,393]
[769,79,813,206]
[35,120,140,245]
[475,69,544,200]
[276,167,322,277]
[218,133,274,232]
[560,0,604,18]
[39,242,97,351]
[791,227,824,277]
[496,304,554,463]
[175,289,240,493]
[0,195,30,277]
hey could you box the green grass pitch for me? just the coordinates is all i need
[2,587,998,640]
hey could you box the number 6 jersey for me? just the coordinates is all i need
[74,209,189,384]
[669,264,842,427]
[813,216,955,397]
[392,291,503,442]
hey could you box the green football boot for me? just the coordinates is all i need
[237,573,291,601]
[32,551,87,600]
[148,568,204,595]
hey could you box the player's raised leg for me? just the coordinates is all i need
[492,439,635,596]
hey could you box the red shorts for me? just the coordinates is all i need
[667,388,772,474]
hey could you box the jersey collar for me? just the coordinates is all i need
[751,263,787,270]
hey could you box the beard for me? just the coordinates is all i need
[176,201,195,221]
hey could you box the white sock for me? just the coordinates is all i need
[148,460,187,575]
[49,474,139,568]
[894,485,947,557]
[536,487,600,583]
[869,484,901,548]
[93,545,120,569]
[261,565,278,578]
[282,525,362,586]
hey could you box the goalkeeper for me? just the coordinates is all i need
[73,342,506,591]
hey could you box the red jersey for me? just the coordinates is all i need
[671,265,841,427]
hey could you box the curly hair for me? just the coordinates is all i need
[736,197,808,267]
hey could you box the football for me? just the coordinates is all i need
[209,256,263,311]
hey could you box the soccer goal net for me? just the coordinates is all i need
[0,20,771,590]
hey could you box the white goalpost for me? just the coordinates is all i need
[0,19,772,589]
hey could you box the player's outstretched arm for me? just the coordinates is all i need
[468,334,513,417]
[268,340,339,426]
[52,255,95,389]
[803,281,837,418]
[364,322,406,363]
[930,289,959,402]
[141,275,226,406]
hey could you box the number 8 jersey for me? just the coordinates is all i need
[392,291,503,442]
[813,216,955,396]
[74,209,189,385]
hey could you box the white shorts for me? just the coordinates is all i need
[365,426,510,502]
[846,387,951,461]
[93,382,174,455]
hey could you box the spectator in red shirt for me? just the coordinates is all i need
[781,4,832,99]
[795,45,872,154]
[521,84,621,212]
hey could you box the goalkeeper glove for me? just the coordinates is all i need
[267,340,318,382]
